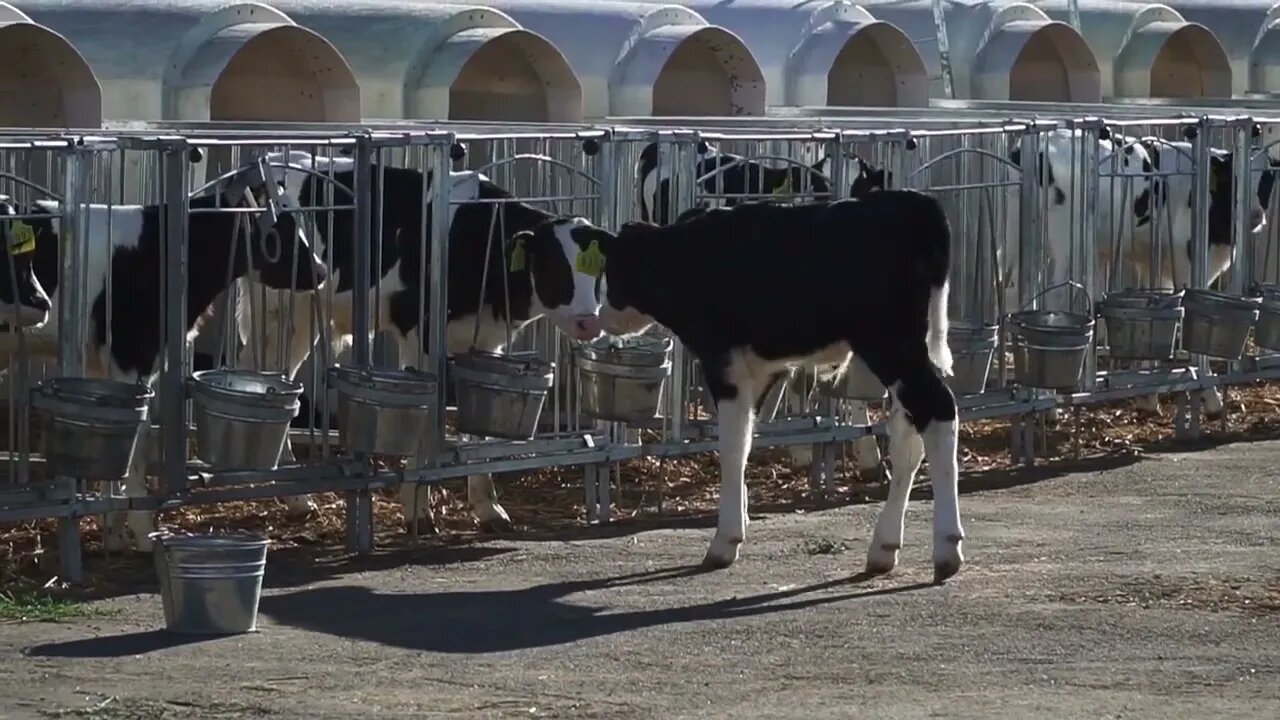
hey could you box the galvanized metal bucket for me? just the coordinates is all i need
[188,369,302,471]
[575,335,673,423]
[451,350,555,440]
[151,531,269,635]
[1098,289,1185,361]
[1009,310,1095,391]
[330,365,438,456]
[946,321,999,395]
[1250,283,1280,352]
[816,358,886,402]
[1182,288,1261,360]
[30,378,154,480]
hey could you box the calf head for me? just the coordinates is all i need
[1205,151,1269,248]
[226,172,328,292]
[849,156,890,198]
[509,216,604,342]
[583,222,661,338]
[0,199,52,328]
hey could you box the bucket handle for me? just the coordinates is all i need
[1010,279,1094,319]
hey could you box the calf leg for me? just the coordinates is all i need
[399,482,439,535]
[865,406,925,574]
[862,345,964,583]
[468,474,512,532]
[1202,370,1224,418]
[703,372,756,570]
[104,421,157,553]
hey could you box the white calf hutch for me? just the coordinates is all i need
[0,3,100,129]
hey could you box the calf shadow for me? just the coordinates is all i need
[252,566,934,654]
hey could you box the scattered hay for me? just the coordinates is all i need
[5,382,1280,593]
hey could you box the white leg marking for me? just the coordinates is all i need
[865,407,924,574]
[398,482,436,533]
[123,421,157,553]
[1202,374,1225,418]
[921,414,964,583]
[704,392,755,569]
[468,474,512,530]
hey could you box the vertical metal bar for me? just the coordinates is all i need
[162,143,190,493]
[1080,121,1101,393]
[1067,0,1082,33]
[57,147,90,376]
[346,134,375,554]
[427,134,454,460]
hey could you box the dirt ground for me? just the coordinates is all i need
[0,431,1277,719]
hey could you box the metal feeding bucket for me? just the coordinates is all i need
[946,321,999,395]
[816,358,887,402]
[1008,281,1096,391]
[1098,289,1185,361]
[1182,288,1260,360]
[31,378,154,480]
[575,335,674,423]
[1250,283,1280,352]
[330,365,438,456]
[451,350,555,440]
[188,369,302,472]
[151,531,269,635]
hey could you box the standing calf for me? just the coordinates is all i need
[529,191,963,581]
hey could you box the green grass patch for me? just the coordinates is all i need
[0,589,115,623]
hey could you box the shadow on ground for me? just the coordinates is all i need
[26,566,936,657]
[21,452,1142,604]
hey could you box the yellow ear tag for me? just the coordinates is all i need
[509,238,527,272]
[575,240,606,278]
[8,221,36,255]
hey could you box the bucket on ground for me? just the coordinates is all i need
[151,531,269,635]
[188,369,303,471]
[1181,288,1260,360]
[329,364,438,456]
[575,335,673,423]
[946,320,999,395]
[451,350,555,439]
[30,377,154,480]
[1098,289,1184,361]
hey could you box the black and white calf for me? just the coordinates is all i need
[637,140,831,225]
[0,197,52,328]
[1010,128,1278,416]
[235,152,604,530]
[0,188,328,551]
[548,192,963,580]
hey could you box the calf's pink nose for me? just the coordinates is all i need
[572,315,603,340]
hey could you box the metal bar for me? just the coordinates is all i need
[162,143,190,493]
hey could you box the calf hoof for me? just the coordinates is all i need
[702,534,742,570]
[864,543,900,575]
[932,536,965,585]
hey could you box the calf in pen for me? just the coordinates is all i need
[1011,128,1279,417]
[639,142,894,473]
[235,152,604,534]
[0,184,328,552]
[564,191,963,581]
[0,198,52,327]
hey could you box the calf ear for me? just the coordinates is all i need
[810,155,829,173]
[507,230,535,273]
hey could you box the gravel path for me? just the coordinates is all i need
[2,439,1277,719]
